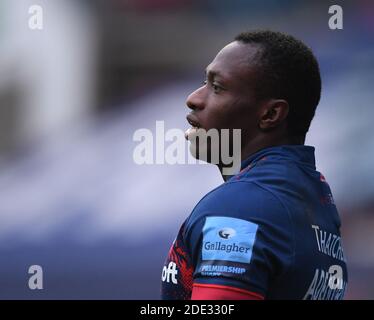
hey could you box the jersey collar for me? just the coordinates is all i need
[240,144,316,172]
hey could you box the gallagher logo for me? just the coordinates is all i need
[218,228,236,240]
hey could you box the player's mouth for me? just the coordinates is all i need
[185,114,202,141]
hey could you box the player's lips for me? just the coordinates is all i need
[185,114,202,140]
[186,114,201,128]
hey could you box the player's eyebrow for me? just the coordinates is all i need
[205,67,227,82]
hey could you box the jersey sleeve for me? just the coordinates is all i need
[183,181,295,299]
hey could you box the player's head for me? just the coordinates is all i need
[233,30,321,139]
[185,30,321,163]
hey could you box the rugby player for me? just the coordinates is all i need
[161,30,348,300]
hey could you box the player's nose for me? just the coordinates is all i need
[186,86,205,111]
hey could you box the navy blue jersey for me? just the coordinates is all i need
[161,145,348,300]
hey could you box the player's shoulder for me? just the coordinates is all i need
[183,178,295,271]
[197,179,274,206]
[183,157,300,241]
[186,178,291,233]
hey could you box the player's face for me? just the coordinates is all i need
[185,41,261,161]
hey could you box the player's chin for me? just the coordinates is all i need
[188,140,220,164]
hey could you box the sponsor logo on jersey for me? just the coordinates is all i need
[202,216,258,264]
[218,227,236,239]
[199,264,246,276]
[161,261,178,284]
[204,241,251,253]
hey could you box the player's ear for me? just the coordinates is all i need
[258,99,289,131]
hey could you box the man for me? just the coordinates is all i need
[161,30,348,300]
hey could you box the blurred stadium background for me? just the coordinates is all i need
[0,0,373,299]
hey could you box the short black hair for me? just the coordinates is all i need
[235,30,321,138]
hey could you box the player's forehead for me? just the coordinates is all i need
[206,41,261,86]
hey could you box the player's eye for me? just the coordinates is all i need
[212,83,222,93]
[202,79,222,94]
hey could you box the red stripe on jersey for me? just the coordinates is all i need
[191,283,264,300]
